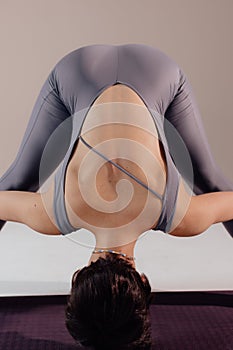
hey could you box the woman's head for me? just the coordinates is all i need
[65,253,153,349]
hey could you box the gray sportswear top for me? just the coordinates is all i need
[53,44,181,234]
[2,44,232,236]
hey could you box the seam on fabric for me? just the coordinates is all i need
[53,160,78,234]
[165,172,181,233]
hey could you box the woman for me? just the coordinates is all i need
[0,43,233,349]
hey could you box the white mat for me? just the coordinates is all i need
[0,222,232,296]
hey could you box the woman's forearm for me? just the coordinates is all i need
[0,191,60,235]
[182,191,233,237]
[0,191,26,222]
[197,191,233,224]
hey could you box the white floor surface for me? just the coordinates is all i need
[0,222,232,296]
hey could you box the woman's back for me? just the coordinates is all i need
[40,44,192,238]
[64,84,169,236]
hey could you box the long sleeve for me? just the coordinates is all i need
[164,67,233,237]
[0,67,72,229]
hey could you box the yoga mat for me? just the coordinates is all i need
[0,291,232,349]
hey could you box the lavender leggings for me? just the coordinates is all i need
[1,44,233,236]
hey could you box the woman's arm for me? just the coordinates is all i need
[170,191,233,237]
[0,191,60,235]
[0,64,72,231]
[164,67,233,237]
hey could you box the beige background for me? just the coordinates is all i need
[0,0,232,180]
[0,0,232,294]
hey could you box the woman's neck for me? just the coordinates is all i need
[87,239,137,269]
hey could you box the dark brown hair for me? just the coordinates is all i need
[65,253,153,349]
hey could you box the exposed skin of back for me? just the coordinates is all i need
[63,84,192,238]
[0,84,233,242]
